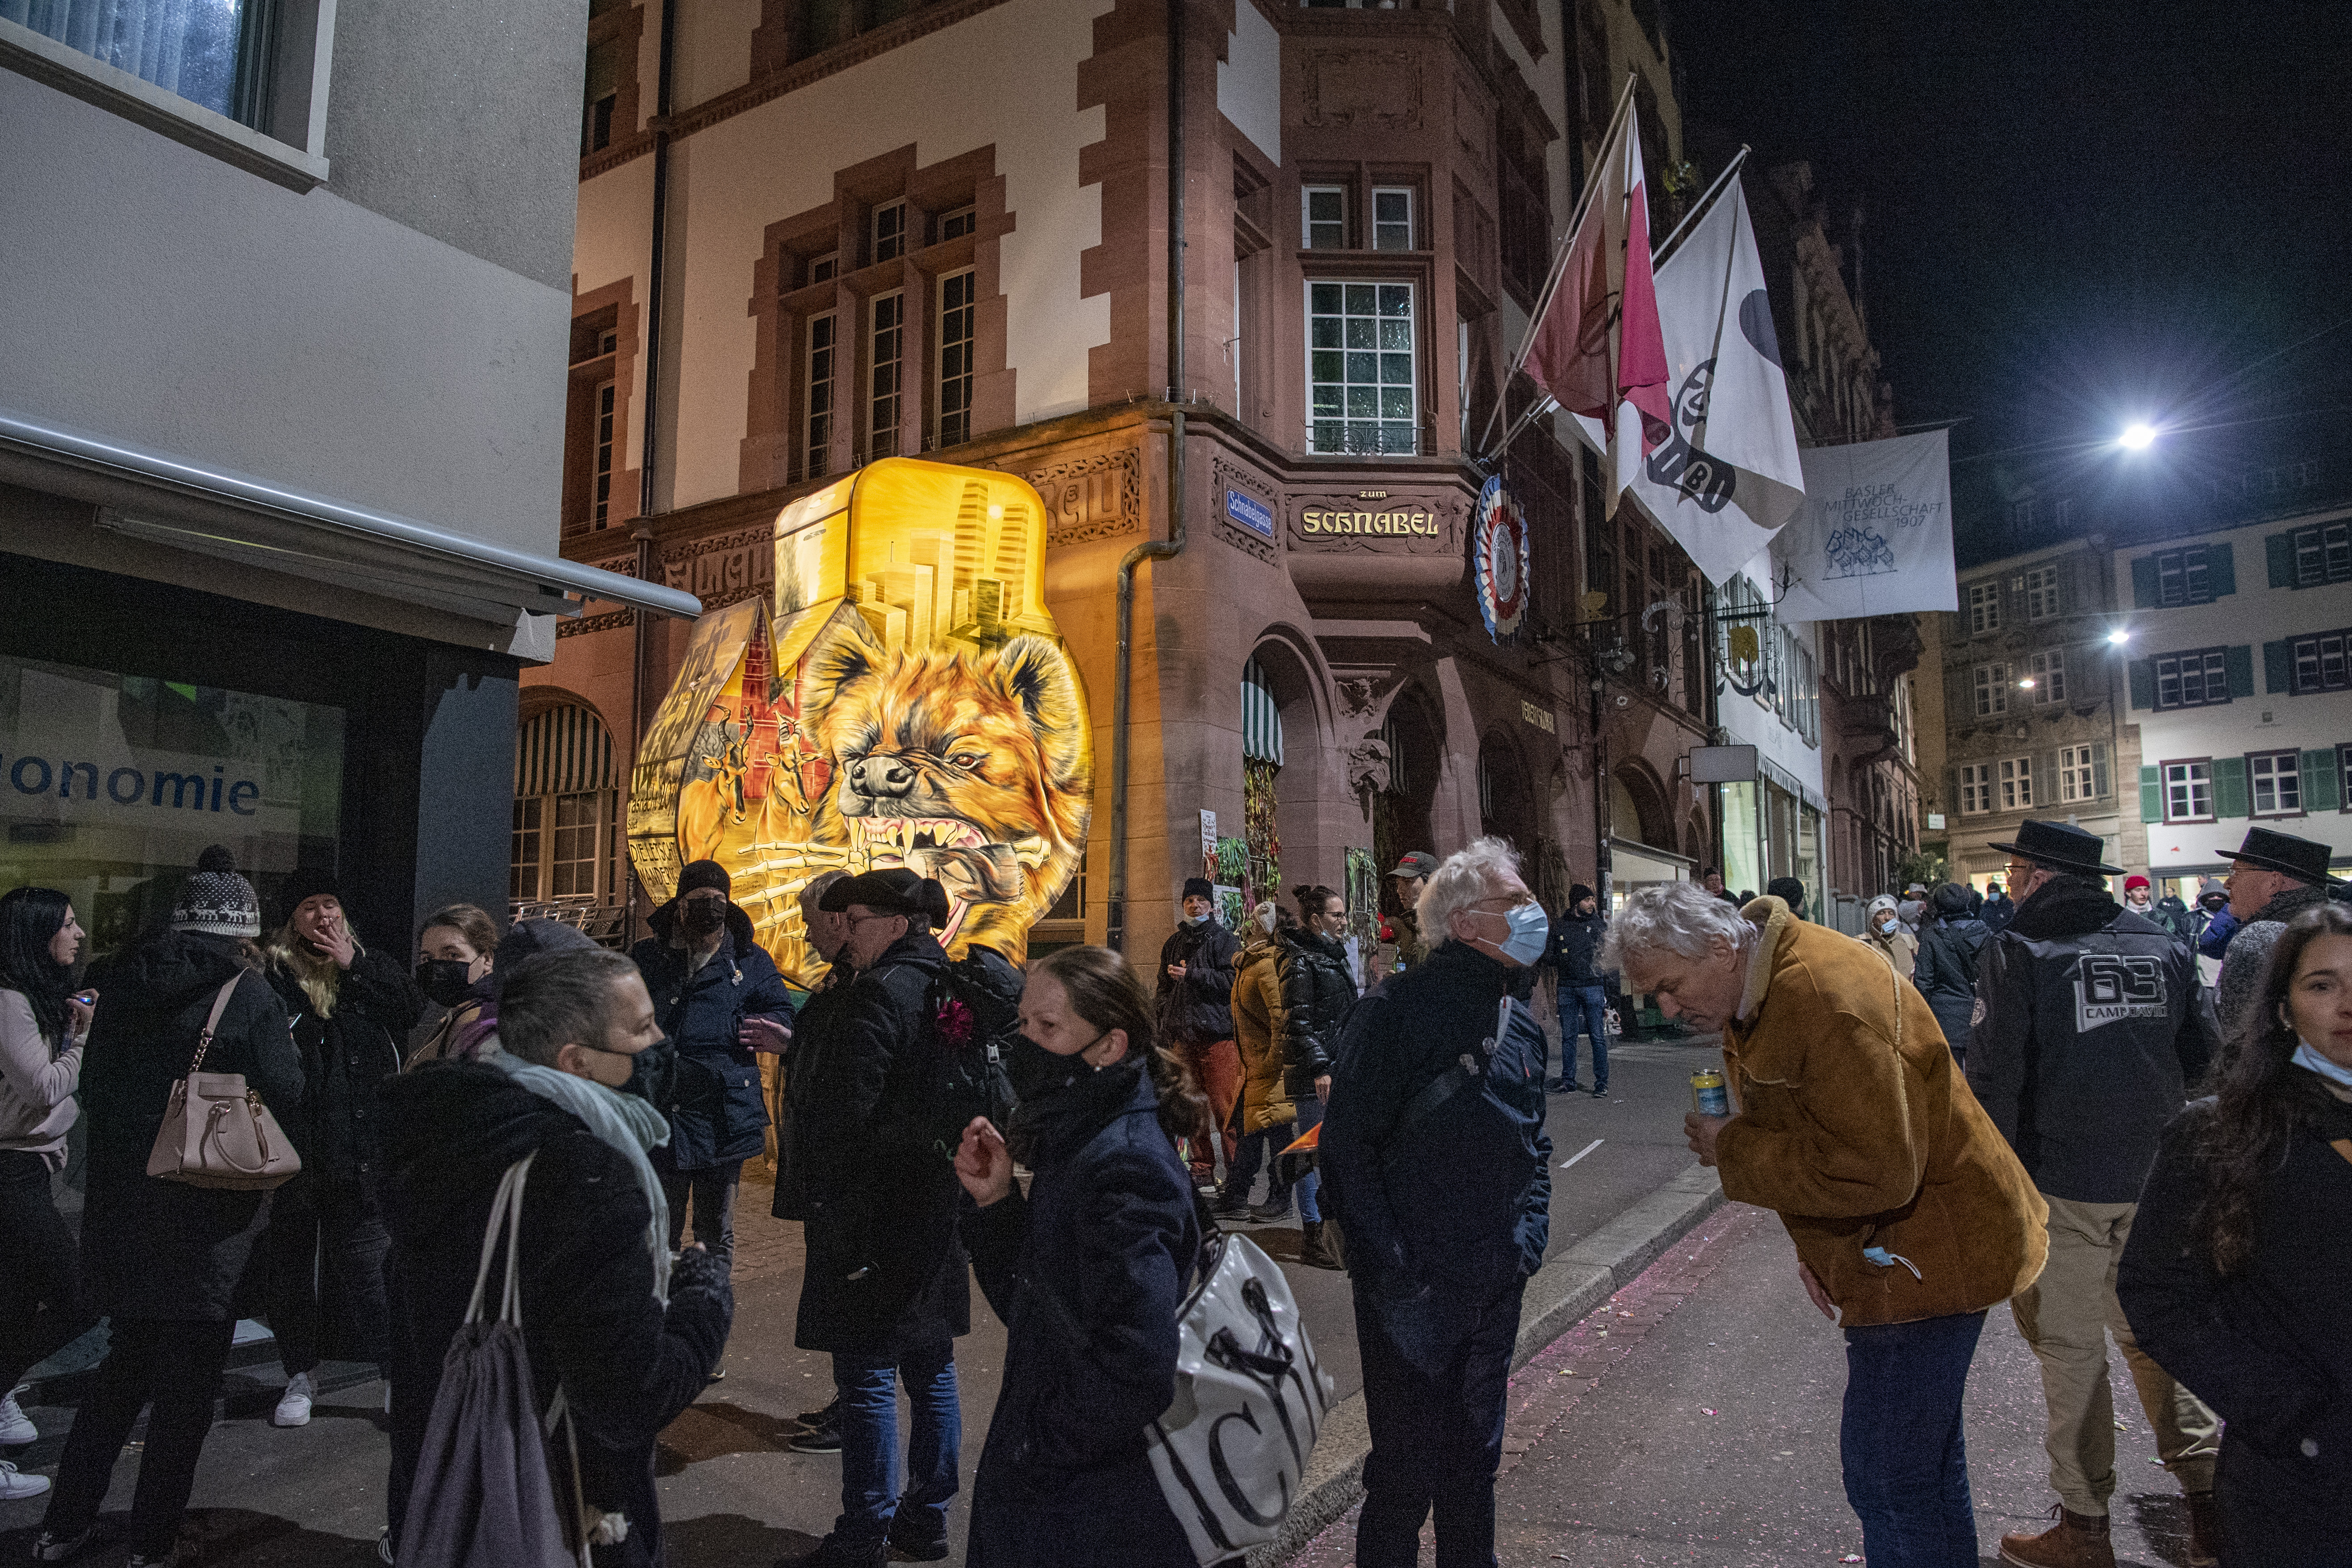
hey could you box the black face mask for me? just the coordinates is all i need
[416,958,476,1009]
[623,1034,678,1108]
[679,899,727,938]
[1004,1033,1089,1103]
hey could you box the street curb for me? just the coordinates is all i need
[1246,1162,1727,1566]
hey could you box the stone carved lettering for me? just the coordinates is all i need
[658,527,774,610]
[1027,449,1142,546]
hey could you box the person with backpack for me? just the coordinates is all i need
[377,945,731,1568]
[950,945,1206,1568]
[787,869,973,1568]
[628,860,796,1275]
[1912,884,1990,1067]
[1278,884,1354,1268]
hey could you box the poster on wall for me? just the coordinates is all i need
[628,459,1093,982]
[1472,474,1532,642]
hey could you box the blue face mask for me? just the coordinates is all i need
[1487,901,1550,966]
[2292,1040,2352,1089]
[1182,910,1209,927]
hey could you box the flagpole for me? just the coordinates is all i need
[1649,145,1748,270]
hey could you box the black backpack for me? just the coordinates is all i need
[917,951,1025,1162]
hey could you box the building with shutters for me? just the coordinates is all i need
[531,0,1725,956]
[2114,488,2352,894]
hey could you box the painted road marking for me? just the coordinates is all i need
[1560,1138,1604,1169]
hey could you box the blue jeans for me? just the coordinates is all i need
[1841,1310,1986,1568]
[1294,1093,1324,1223]
[1556,984,1608,1090]
[832,1341,961,1543]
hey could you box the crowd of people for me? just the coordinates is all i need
[0,815,2345,1568]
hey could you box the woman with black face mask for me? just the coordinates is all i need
[406,904,500,1068]
[952,946,1208,1567]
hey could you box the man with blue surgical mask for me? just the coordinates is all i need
[1318,838,1553,1568]
[1155,876,1243,1190]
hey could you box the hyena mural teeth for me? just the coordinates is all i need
[628,460,1092,982]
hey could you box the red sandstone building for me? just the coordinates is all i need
[523,0,1726,953]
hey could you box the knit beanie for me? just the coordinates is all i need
[278,865,342,923]
[1569,883,1595,905]
[173,845,261,937]
[1182,876,1215,901]
[678,859,732,899]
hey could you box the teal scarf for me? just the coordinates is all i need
[484,1048,674,1304]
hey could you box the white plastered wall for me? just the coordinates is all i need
[1218,0,1280,164]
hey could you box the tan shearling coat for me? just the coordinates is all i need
[1233,932,1293,1133]
[1714,897,2047,1327]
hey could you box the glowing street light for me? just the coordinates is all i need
[2118,422,2158,451]
[2108,628,2131,645]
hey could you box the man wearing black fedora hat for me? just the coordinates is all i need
[1967,819,2223,1568]
[2211,825,2344,1054]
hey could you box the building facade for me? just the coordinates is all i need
[0,3,690,949]
[538,0,1720,955]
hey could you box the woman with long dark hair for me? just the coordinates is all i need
[1277,883,1354,1268]
[951,945,1207,1567]
[2118,902,2352,1564]
[0,887,99,1497]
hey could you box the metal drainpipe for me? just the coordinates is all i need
[1103,0,1190,957]
[626,0,678,939]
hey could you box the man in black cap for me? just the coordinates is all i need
[788,869,969,1566]
[1966,820,2222,1568]
[1388,851,1438,969]
[1764,875,1807,918]
[2212,826,2343,1052]
[1157,876,1242,1190]
[1539,883,1610,1096]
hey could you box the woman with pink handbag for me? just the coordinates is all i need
[32,846,303,1568]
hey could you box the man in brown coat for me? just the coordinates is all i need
[1608,882,2046,1568]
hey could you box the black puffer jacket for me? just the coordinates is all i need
[1966,877,2218,1203]
[264,945,421,1184]
[1276,927,1355,1098]
[2118,1081,2352,1554]
[380,1062,731,1568]
[775,961,857,1223]
[629,902,795,1171]
[1542,909,1609,987]
[1911,915,1990,1051]
[1154,917,1239,1045]
[962,1063,1201,1568]
[79,931,304,1321]
[793,929,971,1355]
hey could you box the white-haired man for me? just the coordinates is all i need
[1607,883,2045,1568]
[1321,837,1553,1568]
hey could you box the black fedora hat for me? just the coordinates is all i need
[2217,826,2340,887]
[1986,819,2123,877]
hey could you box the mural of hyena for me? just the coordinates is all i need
[800,614,1089,959]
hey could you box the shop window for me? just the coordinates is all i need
[1372,188,1414,251]
[871,200,908,264]
[937,269,976,448]
[2155,647,2230,709]
[0,654,345,957]
[1967,581,2000,634]
[1307,282,1415,455]
[2163,760,2213,823]
[1999,756,2033,811]
[1303,186,1346,250]
[512,706,617,906]
[2059,743,2108,803]
[2249,750,2302,817]
[1973,662,2009,716]
[804,312,837,477]
[2026,648,2065,703]
[869,292,904,460]
[2291,628,2350,694]
[2025,565,2063,620]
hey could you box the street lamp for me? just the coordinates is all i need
[2107,628,2130,645]
[2118,422,2158,451]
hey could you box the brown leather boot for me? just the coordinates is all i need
[2185,1491,2221,1568]
[1999,1506,2115,1568]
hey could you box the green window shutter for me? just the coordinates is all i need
[2212,756,2249,819]
[2208,541,2236,598]
[2128,659,2154,710]
[2263,640,2293,695]
[2305,748,2343,813]
[2139,765,2162,822]
[2129,554,2159,609]
[2266,531,2296,588]
[2225,645,2255,699]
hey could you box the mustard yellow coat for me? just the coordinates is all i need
[1714,898,2048,1327]
[1233,932,1294,1133]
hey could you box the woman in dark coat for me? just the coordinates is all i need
[952,945,1207,1568]
[257,867,422,1425]
[628,860,795,1272]
[35,848,304,1567]
[1278,885,1356,1268]
[2118,903,2352,1565]
[1911,884,1990,1065]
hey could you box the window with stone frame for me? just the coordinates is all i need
[936,269,977,449]
[1973,662,2009,716]
[1967,581,2001,634]
[2026,647,2066,704]
[2058,743,2108,803]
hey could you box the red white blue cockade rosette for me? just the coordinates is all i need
[1473,474,1531,641]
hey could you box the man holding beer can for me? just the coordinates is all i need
[1607,882,2046,1568]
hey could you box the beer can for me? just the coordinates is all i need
[1691,1068,1730,1117]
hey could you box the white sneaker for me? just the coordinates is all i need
[0,1459,52,1500]
[273,1371,315,1427]
[0,1383,35,1446]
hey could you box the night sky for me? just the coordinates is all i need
[1667,0,2352,554]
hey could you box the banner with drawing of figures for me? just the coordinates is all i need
[1772,428,1957,621]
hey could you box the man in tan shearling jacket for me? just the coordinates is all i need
[1608,882,2046,1568]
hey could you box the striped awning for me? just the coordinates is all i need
[516,705,616,797]
[1241,657,1284,766]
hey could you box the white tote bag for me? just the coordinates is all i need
[1145,1230,1337,1565]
